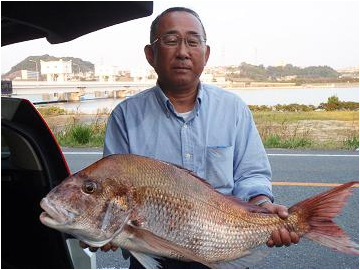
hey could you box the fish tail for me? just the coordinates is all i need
[288,181,358,255]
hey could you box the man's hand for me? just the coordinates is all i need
[79,240,119,252]
[250,196,300,247]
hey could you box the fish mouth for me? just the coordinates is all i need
[39,198,77,228]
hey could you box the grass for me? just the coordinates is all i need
[343,135,359,150]
[42,107,358,150]
[55,122,106,147]
[252,111,359,122]
[37,106,67,116]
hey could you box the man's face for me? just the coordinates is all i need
[145,11,210,90]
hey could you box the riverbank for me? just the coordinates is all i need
[222,82,359,90]
[42,111,359,150]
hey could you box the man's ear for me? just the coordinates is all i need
[144,45,155,67]
[204,45,210,66]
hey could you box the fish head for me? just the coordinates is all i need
[40,159,134,247]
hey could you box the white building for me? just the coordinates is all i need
[95,65,120,82]
[130,67,153,82]
[40,59,72,82]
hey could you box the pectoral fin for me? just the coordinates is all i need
[101,197,131,238]
[129,250,162,269]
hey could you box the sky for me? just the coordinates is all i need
[1,0,359,74]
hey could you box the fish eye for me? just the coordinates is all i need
[82,181,97,194]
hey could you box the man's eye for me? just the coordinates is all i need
[164,39,178,45]
[188,40,199,46]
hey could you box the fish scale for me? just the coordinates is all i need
[39,154,358,268]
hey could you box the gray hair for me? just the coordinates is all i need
[150,7,207,43]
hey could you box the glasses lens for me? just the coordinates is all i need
[161,34,179,47]
[186,35,202,47]
[160,34,205,47]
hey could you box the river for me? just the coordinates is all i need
[12,86,359,114]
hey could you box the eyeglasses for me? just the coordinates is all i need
[151,33,206,48]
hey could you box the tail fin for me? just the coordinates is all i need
[289,181,358,255]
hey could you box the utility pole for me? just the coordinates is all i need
[29,59,39,81]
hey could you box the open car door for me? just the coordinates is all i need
[1,1,153,268]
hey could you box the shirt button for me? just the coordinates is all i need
[185,153,191,159]
[183,124,188,129]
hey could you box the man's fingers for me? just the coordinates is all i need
[279,227,291,246]
[290,231,300,244]
[101,243,112,252]
[276,206,289,219]
[111,245,119,251]
[266,239,274,247]
[271,229,283,247]
[79,241,89,249]
[89,246,98,252]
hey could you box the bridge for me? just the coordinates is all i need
[11,81,156,101]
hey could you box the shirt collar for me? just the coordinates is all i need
[154,82,203,117]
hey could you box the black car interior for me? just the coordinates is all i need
[1,98,72,268]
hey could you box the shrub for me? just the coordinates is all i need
[70,124,92,144]
[343,135,359,150]
[37,106,67,116]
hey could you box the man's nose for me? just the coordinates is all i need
[175,38,190,58]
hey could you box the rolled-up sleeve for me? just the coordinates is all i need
[232,104,273,202]
[103,105,130,157]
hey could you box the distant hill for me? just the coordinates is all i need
[5,54,94,75]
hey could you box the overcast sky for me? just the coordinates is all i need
[1,0,359,74]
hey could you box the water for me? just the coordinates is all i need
[12,86,359,114]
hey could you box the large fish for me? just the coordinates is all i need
[40,154,358,268]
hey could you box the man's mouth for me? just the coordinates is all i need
[173,66,191,72]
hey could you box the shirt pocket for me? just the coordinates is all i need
[205,145,234,189]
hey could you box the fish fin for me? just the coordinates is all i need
[129,226,211,267]
[209,249,271,269]
[289,181,359,255]
[101,198,132,239]
[129,250,162,269]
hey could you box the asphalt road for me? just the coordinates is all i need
[62,148,359,269]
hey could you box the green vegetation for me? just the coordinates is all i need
[42,94,358,150]
[252,111,358,122]
[263,135,312,148]
[55,122,106,147]
[342,133,359,150]
[37,106,67,116]
[249,95,359,113]
[225,63,352,83]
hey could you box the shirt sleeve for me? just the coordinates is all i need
[103,105,130,157]
[232,103,273,202]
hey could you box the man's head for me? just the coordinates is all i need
[144,7,210,91]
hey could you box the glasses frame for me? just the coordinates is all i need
[151,33,207,48]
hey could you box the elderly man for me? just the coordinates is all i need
[83,7,299,269]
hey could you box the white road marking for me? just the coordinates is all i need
[63,152,103,155]
[62,152,359,157]
[267,153,358,157]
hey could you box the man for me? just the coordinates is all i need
[82,7,299,268]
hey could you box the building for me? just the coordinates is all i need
[40,59,72,82]
[2,70,40,81]
[95,64,120,82]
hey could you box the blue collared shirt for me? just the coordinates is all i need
[104,83,273,201]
